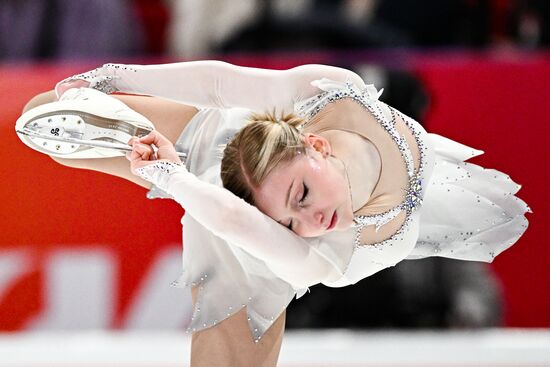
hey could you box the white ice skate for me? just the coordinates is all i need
[15,88,174,159]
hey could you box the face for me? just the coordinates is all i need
[253,135,354,238]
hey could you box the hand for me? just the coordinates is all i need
[55,79,90,99]
[126,130,182,174]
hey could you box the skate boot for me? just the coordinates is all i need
[15,88,155,159]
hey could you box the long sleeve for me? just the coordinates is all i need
[135,161,346,289]
[56,61,366,113]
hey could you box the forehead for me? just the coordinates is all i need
[253,156,306,215]
[259,157,304,194]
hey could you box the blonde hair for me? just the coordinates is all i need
[221,111,306,205]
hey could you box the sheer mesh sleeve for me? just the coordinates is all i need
[56,61,365,112]
[134,160,347,289]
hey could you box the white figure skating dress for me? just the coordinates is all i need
[54,62,531,341]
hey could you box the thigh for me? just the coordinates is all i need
[23,91,199,189]
[113,94,198,146]
[23,91,198,144]
[189,287,286,367]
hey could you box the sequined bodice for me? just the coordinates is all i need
[296,80,427,247]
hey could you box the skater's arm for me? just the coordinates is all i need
[127,132,345,289]
[154,165,342,288]
[56,61,365,112]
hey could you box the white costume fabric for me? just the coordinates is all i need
[57,61,531,340]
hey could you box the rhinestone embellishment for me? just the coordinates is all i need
[405,175,423,210]
[57,63,138,95]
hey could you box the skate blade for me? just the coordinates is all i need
[16,128,188,159]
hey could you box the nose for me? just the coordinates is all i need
[295,207,326,235]
[299,207,324,230]
[313,210,324,227]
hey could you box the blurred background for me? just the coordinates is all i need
[0,0,549,366]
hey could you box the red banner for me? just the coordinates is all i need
[0,52,547,330]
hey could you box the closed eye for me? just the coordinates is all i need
[299,183,308,205]
[287,183,309,230]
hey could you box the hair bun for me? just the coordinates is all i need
[248,110,304,130]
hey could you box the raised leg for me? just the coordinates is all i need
[22,90,287,366]
[22,90,198,189]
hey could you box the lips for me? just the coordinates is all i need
[326,211,337,230]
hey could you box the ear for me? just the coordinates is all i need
[302,133,332,158]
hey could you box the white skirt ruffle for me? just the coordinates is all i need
[408,133,531,262]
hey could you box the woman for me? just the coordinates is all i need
[16,61,531,366]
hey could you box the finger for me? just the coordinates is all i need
[129,144,149,161]
[134,143,154,160]
[128,136,139,146]
[129,149,142,162]
[55,79,91,99]
[139,130,171,148]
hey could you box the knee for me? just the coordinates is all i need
[22,90,57,114]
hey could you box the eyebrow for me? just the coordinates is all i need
[277,179,295,225]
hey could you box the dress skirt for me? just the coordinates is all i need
[147,107,299,341]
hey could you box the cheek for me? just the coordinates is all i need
[308,161,330,196]
[308,161,345,199]
[327,170,350,206]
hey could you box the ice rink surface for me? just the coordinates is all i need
[0,329,549,366]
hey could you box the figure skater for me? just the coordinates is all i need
[16,61,531,367]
